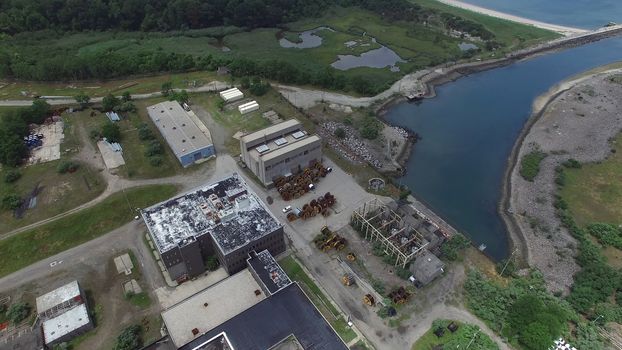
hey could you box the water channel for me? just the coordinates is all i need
[385,36,622,260]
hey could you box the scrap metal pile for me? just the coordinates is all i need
[276,162,330,201]
[313,226,347,252]
[286,192,336,222]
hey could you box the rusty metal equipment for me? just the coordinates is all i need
[314,226,347,252]
[276,163,332,201]
[363,294,375,306]
[346,253,356,261]
[388,286,410,304]
[341,274,355,286]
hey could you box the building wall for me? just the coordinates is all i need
[179,144,215,167]
[260,140,322,186]
[180,241,206,278]
[221,227,285,275]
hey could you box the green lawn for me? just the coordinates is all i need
[126,292,152,309]
[279,255,357,343]
[560,133,622,227]
[412,319,499,350]
[0,184,178,277]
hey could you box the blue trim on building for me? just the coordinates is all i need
[178,145,215,167]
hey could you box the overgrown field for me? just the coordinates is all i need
[412,319,498,350]
[0,184,178,277]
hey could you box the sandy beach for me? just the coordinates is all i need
[436,0,589,36]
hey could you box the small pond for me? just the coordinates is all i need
[458,42,478,51]
[279,27,333,49]
[331,45,405,71]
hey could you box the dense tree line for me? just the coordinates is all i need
[0,100,50,167]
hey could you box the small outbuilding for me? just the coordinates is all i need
[409,251,445,286]
[238,100,259,115]
[219,88,244,102]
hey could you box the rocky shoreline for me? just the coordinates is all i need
[501,67,622,293]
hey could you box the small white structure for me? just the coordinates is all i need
[219,88,244,102]
[238,100,260,115]
[36,281,93,347]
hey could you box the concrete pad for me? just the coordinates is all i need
[97,141,125,169]
[28,122,64,165]
[123,279,142,294]
[155,267,228,309]
[113,253,134,275]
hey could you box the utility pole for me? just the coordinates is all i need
[465,329,480,349]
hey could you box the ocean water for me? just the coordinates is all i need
[462,0,622,29]
[385,37,622,260]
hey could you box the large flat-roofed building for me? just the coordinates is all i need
[147,101,215,167]
[141,173,285,281]
[240,119,322,187]
[36,281,93,347]
[167,251,347,350]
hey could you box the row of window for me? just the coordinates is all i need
[264,147,319,171]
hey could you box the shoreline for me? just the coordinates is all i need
[499,66,622,267]
[435,0,588,36]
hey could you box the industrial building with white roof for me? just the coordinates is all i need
[147,101,215,167]
[141,173,284,282]
[35,280,93,347]
[239,119,322,187]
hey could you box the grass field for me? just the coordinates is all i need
[560,133,622,227]
[0,184,178,278]
[411,319,499,350]
[279,255,357,343]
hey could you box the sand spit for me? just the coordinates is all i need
[503,68,622,293]
[436,0,588,36]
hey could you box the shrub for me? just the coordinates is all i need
[206,255,220,271]
[121,91,132,102]
[519,150,546,181]
[57,160,79,174]
[6,302,30,324]
[115,101,136,113]
[562,158,581,169]
[115,324,142,350]
[586,223,622,249]
[148,156,163,167]
[2,194,22,210]
[334,127,346,139]
[102,93,120,111]
[144,141,164,157]
[89,129,101,140]
[395,266,411,280]
[4,169,21,183]
[138,124,154,141]
[360,116,383,140]
[440,234,470,261]
[101,122,121,143]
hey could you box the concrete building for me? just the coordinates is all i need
[163,251,347,350]
[240,119,322,187]
[36,281,93,348]
[409,251,445,286]
[147,101,215,167]
[141,173,285,282]
[238,100,259,115]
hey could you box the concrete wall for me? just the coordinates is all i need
[178,144,215,167]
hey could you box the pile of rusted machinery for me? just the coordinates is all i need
[313,226,347,252]
[286,192,336,222]
[276,162,330,201]
[388,286,411,304]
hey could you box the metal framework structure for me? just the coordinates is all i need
[350,199,428,268]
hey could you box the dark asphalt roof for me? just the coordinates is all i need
[247,250,291,295]
[179,283,348,350]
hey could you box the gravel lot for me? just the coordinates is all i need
[508,70,622,293]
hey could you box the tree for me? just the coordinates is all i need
[121,91,132,102]
[161,82,173,97]
[520,322,553,350]
[6,302,30,324]
[29,99,50,124]
[144,140,163,157]
[102,122,121,143]
[440,234,470,261]
[102,93,120,111]
[169,89,189,104]
[115,324,142,350]
[334,127,346,139]
[74,93,91,109]
[138,124,154,141]
[1,194,22,210]
[4,169,21,183]
[206,255,219,270]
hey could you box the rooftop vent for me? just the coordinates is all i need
[191,136,196,139]
[182,139,186,143]
[173,126,177,130]
[192,328,199,336]
[254,289,262,296]
[182,123,186,126]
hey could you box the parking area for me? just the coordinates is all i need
[27,121,64,165]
